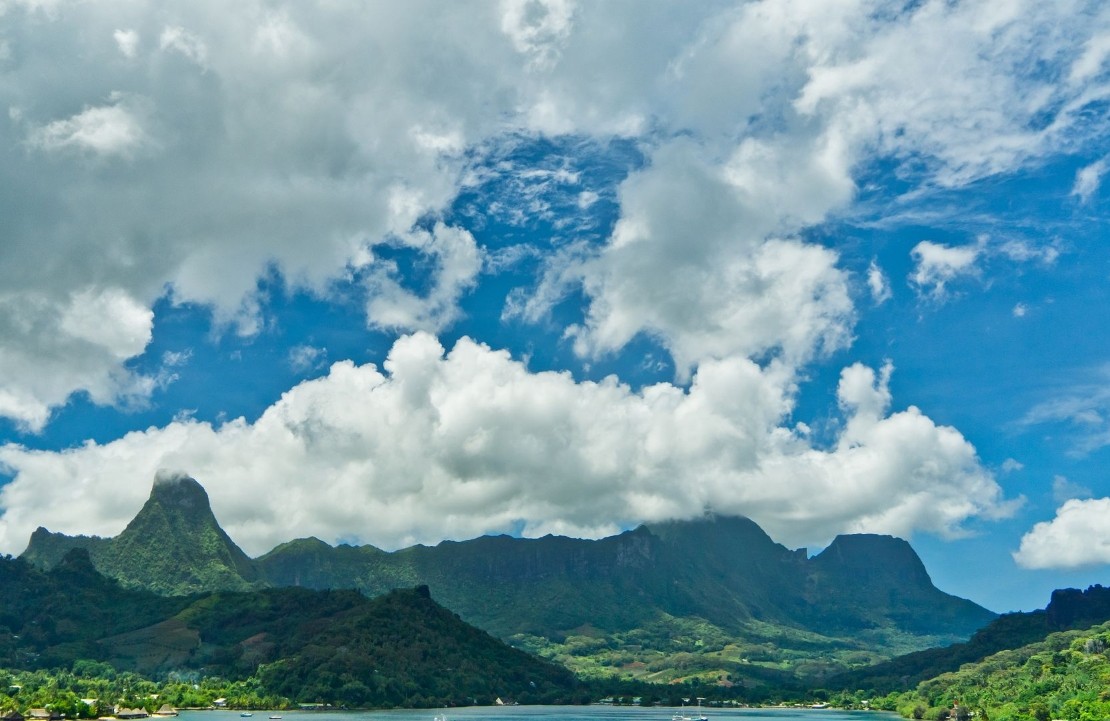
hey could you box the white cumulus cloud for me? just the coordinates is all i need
[1,0,1108,428]
[1014,497,1110,569]
[0,287,155,432]
[910,240,982,300]
[27,93,154,158]
[159,25,207,66]
[0,332,1014,557]
[867,260,892,304]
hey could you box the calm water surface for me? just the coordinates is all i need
[177,707,893,721]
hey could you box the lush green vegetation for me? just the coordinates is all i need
[832,585,1110,694]
[510,613,907,688]
[23,476,259,595]
[26,482,997,684]
[0,665,287,716]
[886,621,1110,721]
[0,552,578,709]
[6,551,1110,719]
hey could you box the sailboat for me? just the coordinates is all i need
[673,698,707,721]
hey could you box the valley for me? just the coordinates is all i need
[6,474,1110,720]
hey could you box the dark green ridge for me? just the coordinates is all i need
[23,475,998,684]
[0,549,577,707]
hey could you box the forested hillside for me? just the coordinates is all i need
[832,584,1110,694]
[23,475,997,685]
[0,551,578,708]
[892,621,1110,721]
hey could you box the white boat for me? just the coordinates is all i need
[673,698,707,721]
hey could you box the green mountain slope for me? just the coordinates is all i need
[832,583,1110,694]
[256,516,995,683]
[22,475,996,684]
[894,620,1110,721]
[803,534,991,638]
[24,473,259,594]
[258,516,991,643]
[0,551,578,707]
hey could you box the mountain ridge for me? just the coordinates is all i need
[0,548,579,707]
[22,474,997,682]
[830,583,1110,693]
[23,473,260,595]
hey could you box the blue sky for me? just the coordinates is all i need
[2,0,1110,614]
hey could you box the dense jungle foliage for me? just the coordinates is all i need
[25,477,995,686]
[888,621,1110,721]
[0,552,577,709]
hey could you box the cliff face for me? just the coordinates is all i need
[804,534,994,637]
[22,474,996,661]
[1046,585,1110,629]
[257,513,996,644]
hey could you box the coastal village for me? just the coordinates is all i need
[0,706,177,721]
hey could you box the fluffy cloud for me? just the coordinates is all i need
[26,92,156,159]
[1072,156,1108,203]
[2,0,1109,574]
[499,0,575,70]
[531,0,1110,373]
[567,139,856,378]
[867,261,892,304]
[365,223,483,334]
[0,332,1013,556]
[113,29,138,58]
[0,287,155,431]
[287,344,327,374]
[2,0,1109,428]
[1014,497,1110,569]
[910,240,982,300]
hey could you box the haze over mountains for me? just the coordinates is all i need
[23,474,995,682]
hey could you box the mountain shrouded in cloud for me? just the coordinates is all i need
[22,476,997,681]
[1,0,1110,611]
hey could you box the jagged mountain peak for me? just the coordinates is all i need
[113,473,258,593]
[152,469,206,492]
[22,526,108,569]
[20,477,994,679]
[144,470,212,514]
[24,473,258,595]
[121,471,230,541]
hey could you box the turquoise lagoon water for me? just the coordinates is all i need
[177,708,892,721]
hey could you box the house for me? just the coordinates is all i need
[2,711,25,721]
[114,709,149,719]
[152,706,177,718]
[26,709,62,721]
